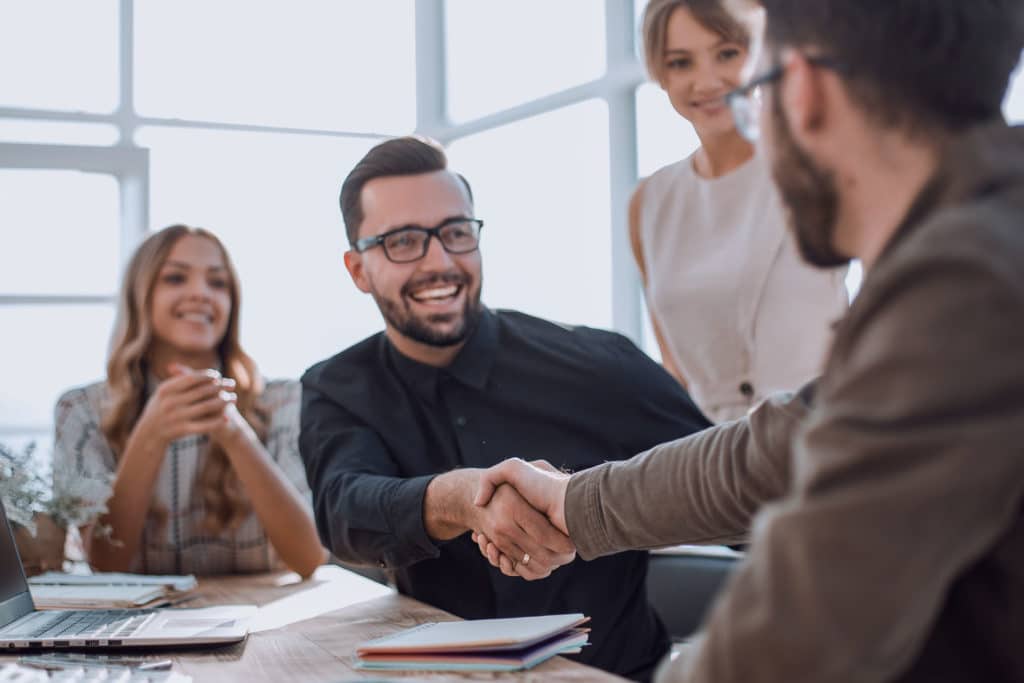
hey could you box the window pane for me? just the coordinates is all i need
[136,126,385,380]
[0,1,118,113]
[134,1,416,134]
[446,1,606,121]
[1004,54,1024,123]
[636,83,700,177]
[448,100,612,328]
[0,120,119,146]
[0,304,114,430]
[0,170,120,295]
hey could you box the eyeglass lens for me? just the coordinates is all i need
[383,221,480,262]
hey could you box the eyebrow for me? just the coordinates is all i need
[664,39,736,55]
[163,260,226,272]
[379,215,472,234]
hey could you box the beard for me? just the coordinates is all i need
[372,271,483,348]
[769,97,851,268]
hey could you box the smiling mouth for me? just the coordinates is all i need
[175,311,214,323]
[408,284,462,304]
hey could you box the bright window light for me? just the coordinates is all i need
[0,120,119,146]
[448,100,613,328]
[635,83,701,178]
[446,0,606,121]
[0,304,115,430]
[0,170,120,296]
[0,1,118,113]
[134,1,416,134]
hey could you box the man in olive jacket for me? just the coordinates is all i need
[472,1,1024,681]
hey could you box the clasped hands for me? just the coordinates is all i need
[136,363,248,448]
[469,458,575,581]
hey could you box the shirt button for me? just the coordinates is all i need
[739,382,755,398]
[454,416,467,428]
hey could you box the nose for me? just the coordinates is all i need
[419,233,455,269]
[694,60,725,94]
[185,276,213,300]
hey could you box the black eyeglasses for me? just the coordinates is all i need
[725,56,842,142]
[352,217,484,264]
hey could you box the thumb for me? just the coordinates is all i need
[167,363,192,377]
[473,459,525,507]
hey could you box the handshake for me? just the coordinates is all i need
[467,458,578,581]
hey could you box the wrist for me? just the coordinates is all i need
[127,419,168,456]
[424,469,481,541]
[552,476,570,536]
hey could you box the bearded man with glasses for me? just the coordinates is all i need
[469,1,1024,681]
[298,136,712,681]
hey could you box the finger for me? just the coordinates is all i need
[498,554,517,577]
[181,393,235,422]
[179,378,230,406]
[473,458,527,507]
[183,413,230,436]
[529,459,562,474]
[484,542,503,568]
[486,530,529,572]
[159,371,222,400]
[518,506,576,555]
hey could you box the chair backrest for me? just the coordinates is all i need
[646,551,737,641]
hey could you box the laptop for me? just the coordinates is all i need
[0,499,256,649]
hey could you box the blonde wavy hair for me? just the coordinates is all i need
[101,225,267,535]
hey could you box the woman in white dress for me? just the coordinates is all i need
[53,225,326,576]
[633,0,849,422]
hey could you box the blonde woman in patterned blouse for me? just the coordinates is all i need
[53,225,326,576]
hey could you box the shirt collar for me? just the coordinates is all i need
[386,307,498,403]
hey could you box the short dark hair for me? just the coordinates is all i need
[339,136,474,245]
[761,0,1024,133]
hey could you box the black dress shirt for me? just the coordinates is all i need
[300,308,711,680]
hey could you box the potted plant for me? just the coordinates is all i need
[0,441,113,576]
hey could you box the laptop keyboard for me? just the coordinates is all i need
[2,611,156,641]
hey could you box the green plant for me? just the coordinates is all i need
[0,441,113,537]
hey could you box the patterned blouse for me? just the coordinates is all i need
[52,379,310,576]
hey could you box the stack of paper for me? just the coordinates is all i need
[355,613,590,672]
[28,572,198,610]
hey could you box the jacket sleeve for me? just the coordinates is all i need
[299,382,440,569]
[565,386,806,557]
[660,251,1024,682]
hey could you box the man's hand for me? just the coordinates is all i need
[470,458,575,580]
[474,458,572,534]
[474,484,576,579]
[423,469,575,580]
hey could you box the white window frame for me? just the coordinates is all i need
[0,0,647,441]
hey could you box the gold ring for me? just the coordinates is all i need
[521,553,531,566]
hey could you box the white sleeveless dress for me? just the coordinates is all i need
[640,151,848,423]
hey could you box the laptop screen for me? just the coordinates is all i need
[0,499,33,626]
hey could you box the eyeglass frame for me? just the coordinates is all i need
[725,55,843,142]
[351,217,485,263]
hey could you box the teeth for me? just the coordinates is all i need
[179,312,211,323]
[411,286,459,301]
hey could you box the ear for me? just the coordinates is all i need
[343,250,373,294]
[777,49,827,147]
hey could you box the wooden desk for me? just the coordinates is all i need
[7,566,626,682]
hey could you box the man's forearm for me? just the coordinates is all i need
[565,391,803,559]
[423,469,481,541]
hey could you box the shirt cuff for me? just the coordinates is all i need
[565,465,614,561]
[381,474,442,569]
